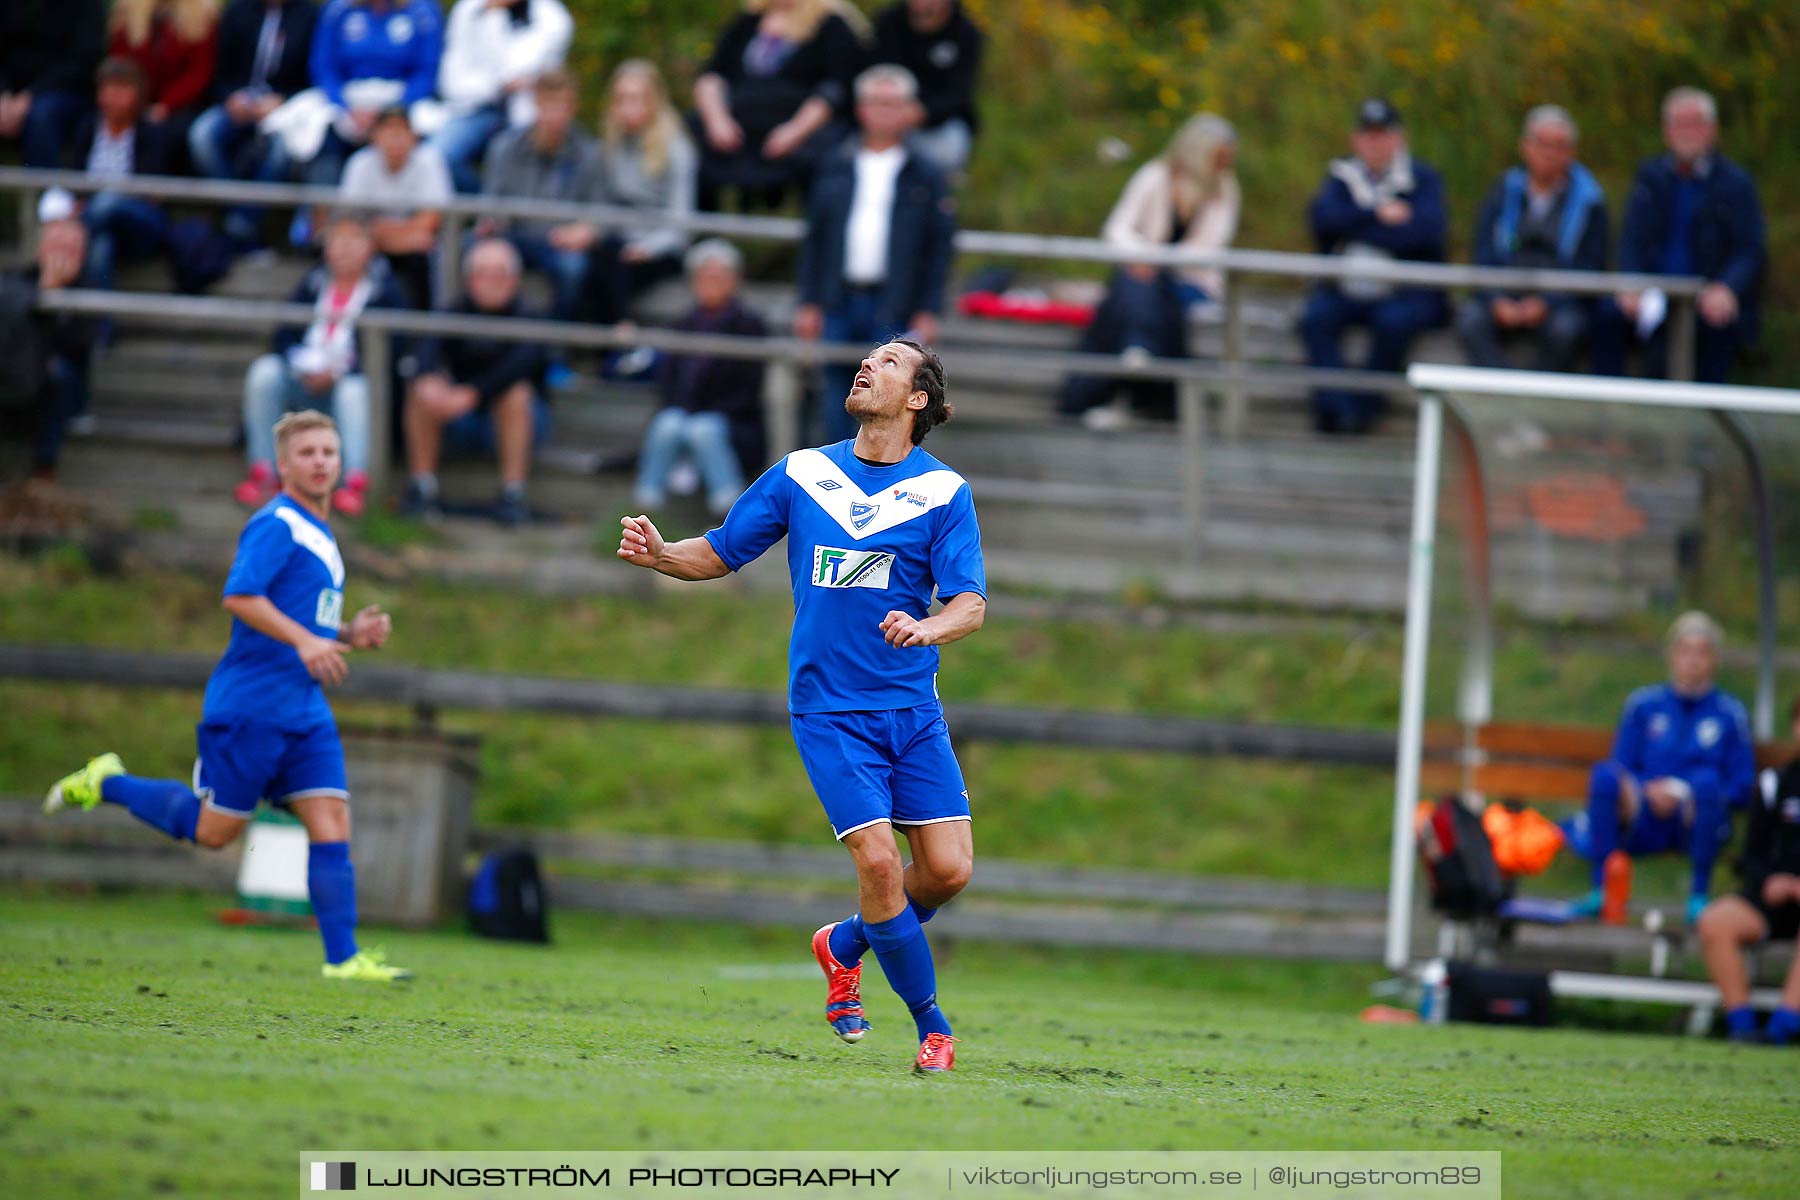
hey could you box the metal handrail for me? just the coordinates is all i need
[0,166,1708,297]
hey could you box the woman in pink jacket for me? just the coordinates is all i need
[1060,113,1239,426]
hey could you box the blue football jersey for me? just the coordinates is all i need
[705,441,986,714]
[1611,683,1755,813]
[202,496,345,730]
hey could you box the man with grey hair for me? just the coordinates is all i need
[795,63,955,442]
[633,238,769,515]
[1565,610,1756,925]
[1593,86,1765,383]
[1456,105,1608,372]
[401,238,550,526]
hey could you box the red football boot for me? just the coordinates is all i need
[913,1032,957,1074]
[811,922,871,1043]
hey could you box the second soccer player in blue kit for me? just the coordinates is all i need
[618,339,985,1073]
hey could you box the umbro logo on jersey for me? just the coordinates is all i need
[849,501,879,530]
[816,479,842,491]
[812,546,895,589]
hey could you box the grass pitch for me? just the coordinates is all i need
[2,889,1795,1199]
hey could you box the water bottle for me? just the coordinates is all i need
[1419,959,1449,1025]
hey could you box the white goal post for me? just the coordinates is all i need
[1386,364,1800,973]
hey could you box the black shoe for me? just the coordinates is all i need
[493,491,531,527]
[398,482,442,521]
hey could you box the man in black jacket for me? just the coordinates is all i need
[401,238,549,526]
[871,0,983,175]
[0,0,106,168]
[1592,87,1764,384]
[794,65,955,444]
[634,239,768,515]
[1696,698,1800,1045]
[190,0,320,244]
[67,59,174,296]
[0,217,97,483]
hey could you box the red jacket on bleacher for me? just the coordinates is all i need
[109,13,219,117]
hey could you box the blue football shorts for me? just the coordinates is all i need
[193,719,349,817]
[789,700,972,840]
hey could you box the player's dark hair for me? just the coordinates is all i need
[890,338,951,445]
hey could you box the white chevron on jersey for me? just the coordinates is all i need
[785,447,966,541]
[273,505,345,587]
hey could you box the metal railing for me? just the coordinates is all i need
[5,166,1710,555]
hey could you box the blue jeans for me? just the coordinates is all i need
[820,288,909,444]
[188,103,294,241]
[32,354,89,472]
[19,89,89,168]
[509,233,591,322]
[1298,284,1446,432]
[82,192,170,291]
[634,408,745,512]
[909,119,974,177]
[243,354,371,475]
[430,106,508,193]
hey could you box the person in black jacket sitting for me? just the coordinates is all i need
[1696,697,1800,1046]
[871,0,982,176]
[0,215,97,483]
[633,239,768,516]
[189,0,320,246]
[401,238,549,526]
[793,64,954,444]
[67,58,174,296]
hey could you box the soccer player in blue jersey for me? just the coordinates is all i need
[44,410,410,982]
[617,339,984,1073]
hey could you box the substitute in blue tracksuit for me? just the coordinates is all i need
[1569,612,1755,924]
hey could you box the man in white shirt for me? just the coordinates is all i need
[794,66,955,443]
[340,105,454,305]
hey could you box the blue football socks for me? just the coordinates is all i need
[1725,1006,1759,1042]
[307,841,360,966]
[1765,1007,1800,1046]
[864,907,952,1041]
[101,775,199,843]
[828,892,938,967]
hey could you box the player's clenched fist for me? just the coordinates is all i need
[617,514,665,568]
[298,635,350,685]
[880,610,935,648]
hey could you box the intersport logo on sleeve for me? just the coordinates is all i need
[811,546,895,589]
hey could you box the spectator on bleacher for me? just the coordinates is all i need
[0,0,107,169]
[188,0,320,247]
[0,214,97,484]
[870,0,983,177]
[690,0,864,211]
[1059,113,1238,429]
[264,0,444,189]
[1565,612,1755,927]
[107,0,222,171]
[478,69,603,323]
[1455,105,1608,374]
[1696,697,1800,1046]
[1298,98,1447,435]
[401,238,548,526]
[236,213,407,516]
[634,239,767,515]
[794,65,953,443]
[339,105,452,307]
[67,59,175,300]
[431,0,573,193]
[592,60,699,325]
[1592,87,1765,385]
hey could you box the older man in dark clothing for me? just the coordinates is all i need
[1298,98,1448,435]
[794,65,955,444]
[1593,87,1764,384]
[1456,105,1609,373]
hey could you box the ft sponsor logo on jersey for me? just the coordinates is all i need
[315,588,344,630]
[812,546,895,589]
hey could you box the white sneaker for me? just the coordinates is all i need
[1081,402,1131,432]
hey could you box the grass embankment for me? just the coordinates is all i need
[0,553,1773,896]
[1,891,1795,1199]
